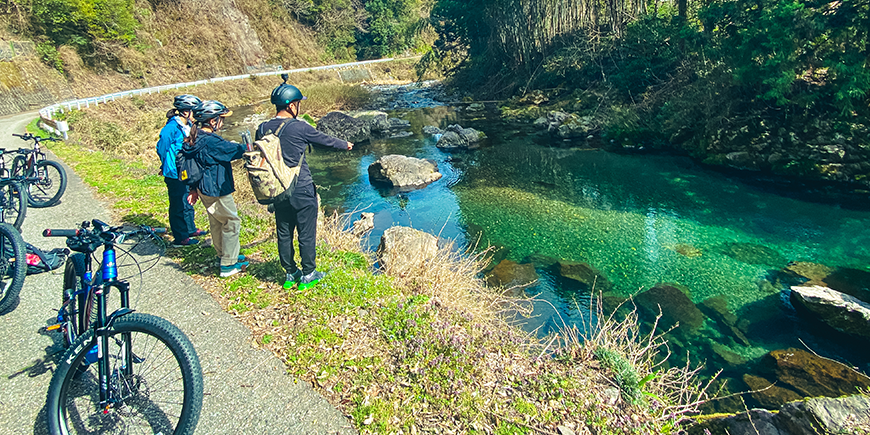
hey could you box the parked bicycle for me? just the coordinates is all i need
[44,219,203,435]
[10,133,68,208]
[0,221,27,314]
[0,150,27,230]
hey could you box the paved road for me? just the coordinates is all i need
[0,111,356,435]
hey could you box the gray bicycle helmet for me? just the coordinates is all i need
[270,84,307,106]
[173,94,202,111]
[192,100,232,123]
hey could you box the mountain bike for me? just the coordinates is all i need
[44,219,203,435]
[10,133,68,208]
[0,221,27,314]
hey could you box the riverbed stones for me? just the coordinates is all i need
[759,348,870,399]
[485,259,538,290]
[784,261,833,284]
[635,283,705,336]
[790,285,870,339]
[367,154,442,191]
[436,124,486,150]
[422,125,442,136]
[316,111,371,143]
[675,243,703,258]
[535,111,595,139]
[699,295,751,346]
[823,267,870,303]
[556,260,611,291]
[377,226,439,274]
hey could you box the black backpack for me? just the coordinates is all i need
[176,136,206,186]
[6,242,69,275]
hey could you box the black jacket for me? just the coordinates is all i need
[255,117,349,190]
[195,130,246,197]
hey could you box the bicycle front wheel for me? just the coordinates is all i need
[0,181,26,231]
[0,222,26,314]
[27,160,67,208]
[60,254,90,347]
[46,313,204,435]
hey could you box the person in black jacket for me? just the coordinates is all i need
[187,100,249,277]
[256,83,353,290]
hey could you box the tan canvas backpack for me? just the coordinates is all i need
[244,119,303,205]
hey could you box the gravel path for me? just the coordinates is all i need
[0,111,356,435]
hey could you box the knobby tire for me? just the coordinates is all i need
[46,313,203,435]
[27,160,67,208]
[0,222,26,314]
[0,181,26,231]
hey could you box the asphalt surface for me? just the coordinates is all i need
[0,111,356,435]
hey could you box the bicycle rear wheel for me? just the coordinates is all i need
[0,222,26,314]
[0,181,26,231]
[26,160,67,208]
[47,313,203,435]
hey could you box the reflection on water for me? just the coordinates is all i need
[224,97,870,412]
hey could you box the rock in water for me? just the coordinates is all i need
[377,226,439,273]
[367,155,442,191]
[790,284,870,339]
[316,111,371,143]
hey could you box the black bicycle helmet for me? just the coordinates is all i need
[270,84,307,106]
[173,94,202,111]
[192,100,232,123]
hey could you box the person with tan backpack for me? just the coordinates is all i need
[256,82,353,290]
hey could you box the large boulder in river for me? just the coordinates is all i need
[688,395,870,435]
[377,226,439,274]
[635,283,705,336]
[316,111,371,143]
[350,110,411,136]
[436,124,486,150]
[367,155,442,191]
[790,285,870,339]
[759,348,870,399]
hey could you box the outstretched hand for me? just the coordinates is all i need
[347,141,354,150]
[187,189,199,205]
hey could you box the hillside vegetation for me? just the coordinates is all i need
[1,0,433,96]
[422,0,870,187]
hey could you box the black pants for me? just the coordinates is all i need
[274,183,318,275]
[164,177,196,242]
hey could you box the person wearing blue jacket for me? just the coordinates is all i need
[186,100,249,277]
[156,94,208,247]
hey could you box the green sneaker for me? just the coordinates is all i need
[298,270,325,291]
[283,269,303,289]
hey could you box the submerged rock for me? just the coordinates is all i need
[699,295,751,346]
[790,285,870,339]
[742,374,802,409]
[675,243,703,258]
[720,242,787,267]
[635,283,705,336]
[316,111,371,143]
[557,260,611,291]
[760,348,870,399]
[823,267,870,304]
[367,155,442,191]
[485,259,538,290]
[785,261,833,284]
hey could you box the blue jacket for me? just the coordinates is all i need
[195,130,246,197]
[156,117,190,179]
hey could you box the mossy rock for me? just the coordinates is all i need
[635,283,705,336]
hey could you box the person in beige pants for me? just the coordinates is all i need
[185,100,249,277]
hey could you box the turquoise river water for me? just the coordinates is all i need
[226,88,870,411]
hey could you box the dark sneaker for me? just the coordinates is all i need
[298,270,325,290]
[283,269,303,289]
[219,260,249,277]
[172,238,200,247]
[190,228,209,237]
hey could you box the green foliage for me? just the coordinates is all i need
[31,0,140,65]
[594,346,644,405]
[35,41,64,72]
[356,0,424,59]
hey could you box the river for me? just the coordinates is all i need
[225,82,870,411]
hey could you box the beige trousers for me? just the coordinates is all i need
[198,191,241,267]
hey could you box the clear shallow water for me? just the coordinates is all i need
[226,96,870,410]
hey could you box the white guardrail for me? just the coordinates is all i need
[38,57,404,133]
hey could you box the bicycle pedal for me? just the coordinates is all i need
[46,324,61,331]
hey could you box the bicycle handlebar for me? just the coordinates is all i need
[43,229,81,237]
[12,133,61,143]
[43,224,167,239]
